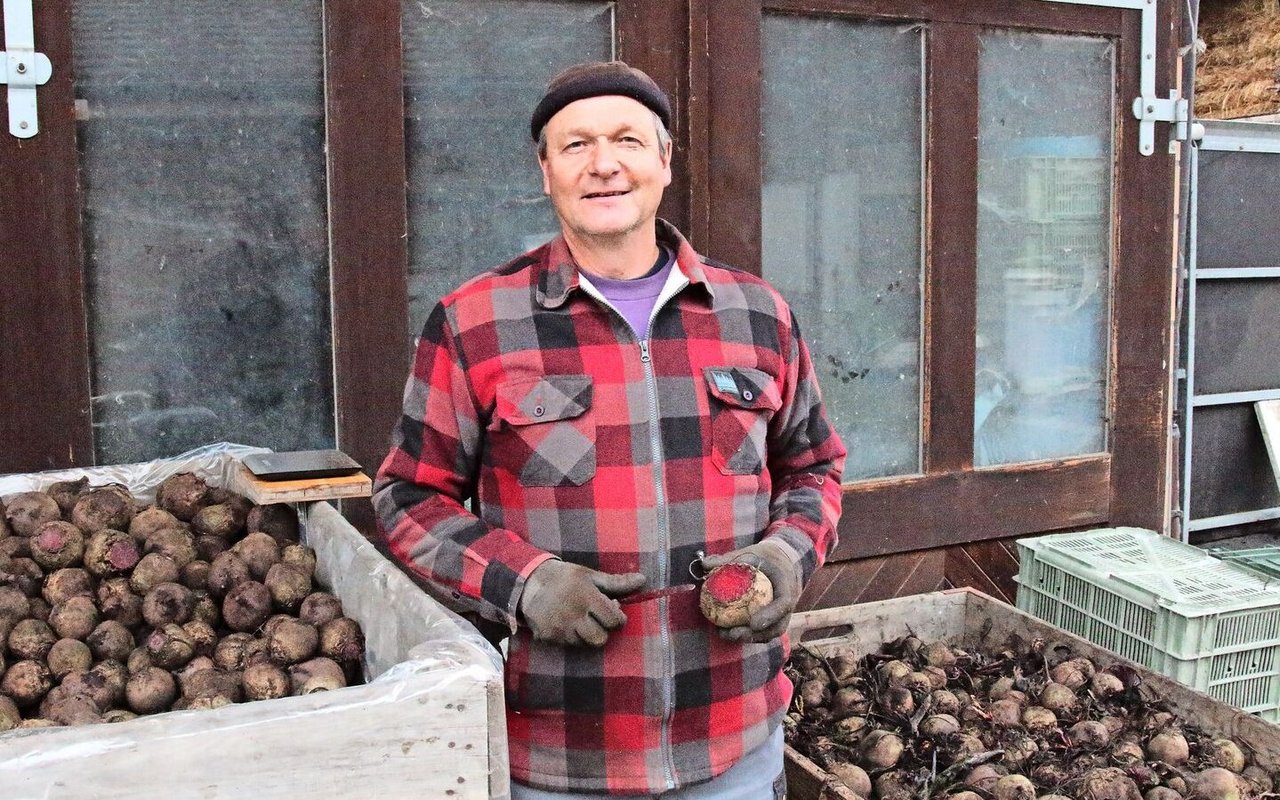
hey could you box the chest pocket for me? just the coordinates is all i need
[704,366,781,475]
[493,374,595,486]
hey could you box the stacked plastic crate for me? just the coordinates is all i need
[1016,527,1280,720]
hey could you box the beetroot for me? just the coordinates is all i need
[8,617,57,660]
[2,557,44,597]
[267,617,318,665]
[97,578,144,629]
[191,504,242,538]
[242,662,290,701]
[145,623,195,670]
[83,528,141,577]
[130,552,180,594]
[125,666,177,715]
[144,527,197,569]
[206,551,252,598]
[142,582,195,628]
[46,477,89,517]
[87,619,135,662]
[222,580,272,633]
[41,567,92,606]
[3,492,61,537]
[232,532,280,581]
[298,592,343,627]
[698,562,773,628]
[1,659,53,708]
[245,504,299,545]
[29,521,86,571]
[319,616,365,680]
[0,585,29,619]
[48,595,100,640]
[70,485,135,533]
[156,473,209,521]
[128,506,181,544]
[265,562,312,612]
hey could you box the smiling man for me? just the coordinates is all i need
[375,62,846,799]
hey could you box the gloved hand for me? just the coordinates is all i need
[518,559,647,647]
[700,539,800,643]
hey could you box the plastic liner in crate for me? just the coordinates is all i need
[1015,526,1280,720]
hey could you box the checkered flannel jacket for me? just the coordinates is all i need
[374,220,846,795]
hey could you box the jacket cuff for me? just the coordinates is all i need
[460,531,557,631]
[762,525,820,586]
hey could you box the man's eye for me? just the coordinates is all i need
[620,136,642,145]
[564,141,586,152]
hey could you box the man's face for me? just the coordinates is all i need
[538,95,672,246]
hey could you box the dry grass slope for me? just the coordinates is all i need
[1197,0,1280,118]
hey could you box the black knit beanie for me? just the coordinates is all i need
[530,61,672,141]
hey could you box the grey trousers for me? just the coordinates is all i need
[510,725,786,800]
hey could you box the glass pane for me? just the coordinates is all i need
[73,2,333,464]
[1193,279,1280,394]
[403,1,614,333]
[762,15,924,481]
[1198,150,1280,269]
[975,31,1113,466]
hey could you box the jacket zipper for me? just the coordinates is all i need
[638,338,678,791]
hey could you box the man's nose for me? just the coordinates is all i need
[589,141,621,176]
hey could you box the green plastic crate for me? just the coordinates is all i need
[1015,527,1280,720]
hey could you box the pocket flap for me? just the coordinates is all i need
[496,374,593,425]
[703,366,781,411]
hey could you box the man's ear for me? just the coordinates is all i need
[538,155,551,196]
[661,142,673,188]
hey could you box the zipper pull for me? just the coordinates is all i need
[639,340,651,363]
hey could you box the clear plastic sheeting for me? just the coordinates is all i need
[0,441,269,503]
[0,444,508,800]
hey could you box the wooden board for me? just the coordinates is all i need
[1258,399,1280,491]
[229,462,371,505]
[784,588,1280,800]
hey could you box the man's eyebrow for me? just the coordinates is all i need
[560,123,647,140]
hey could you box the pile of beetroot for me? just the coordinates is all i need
[0,473,365,731]
[786,635,1274,800]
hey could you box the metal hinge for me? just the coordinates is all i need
[0,0,53,138]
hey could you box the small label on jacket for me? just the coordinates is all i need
[710,370,738,394]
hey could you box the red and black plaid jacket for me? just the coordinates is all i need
[374,220,845,794]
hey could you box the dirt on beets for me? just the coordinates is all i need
[785,635,1277,800]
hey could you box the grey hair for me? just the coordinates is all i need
[537,110,672,159]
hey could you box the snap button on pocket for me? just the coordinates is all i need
[533,405,545,417]
[742,390,754,402]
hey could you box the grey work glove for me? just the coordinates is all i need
[700,539,800,643]
[518,559,647,647]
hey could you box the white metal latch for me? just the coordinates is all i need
[1133,92,1194,153]
[0,0,53,138]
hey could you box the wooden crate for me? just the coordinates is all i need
[0,449,508,800]
[784,587,1280,800]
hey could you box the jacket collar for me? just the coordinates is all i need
[536,219,714,309]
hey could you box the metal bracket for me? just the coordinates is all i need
[0,0,53,138]
[1132,92,1194,151]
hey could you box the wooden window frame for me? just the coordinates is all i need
[694,0,1176,559]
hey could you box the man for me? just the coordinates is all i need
[374,61,845,799]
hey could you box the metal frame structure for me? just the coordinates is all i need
[1182,119,1280,535]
